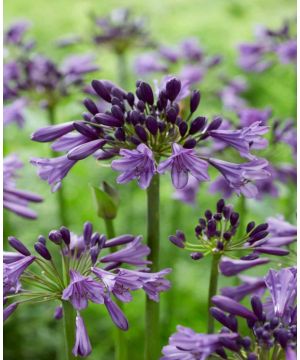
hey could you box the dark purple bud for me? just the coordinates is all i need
[217,241,224,250]
[130,136,141,146]
[83,222,93,245]
[270,317,279,329]
[166,107,178,123]
[90,232,100,246]
[262,330,270,340]
[129,110,140,125]
[214,213,222,221]
[48,230,62,245]
[83,98,98,115]
[183,138,197,148]
[158,121,166,133]
[195,225,202,236]
[82,112,93,122]
[165,77,181,101]
[114,128,126,142]
[91,80,111,102]
[230,212,239,226]
[210,307,236,332]
[240,336,251,350]
[249,231,269,243]
[8,236,31,256]
[34,242,52,260]
[251,296,264,321]
[111,105,124,122]
[207,219,217,237]
[254,247,289,256]
[90,245,101,265]
[54,305,63,320]
[60,226,70,245]
[189,116,206,135]
[135,125,148,142]
[246,221,256,233]
[38,235,46,245]
[169,232,185,248]
[215,347,227,359]
[179,122,188,137]
[190,252,203,260]
[223,205,232,220]
[68,139,106,160]
[145,116,158,136]
[250,223,268,236]
[219,337,240,352]
[223,232,231,241]
[73,121,98,139]
[190,90,201,113]
[212,295,257,321]
[94,114,123,127]
[136,100,145,112]
[111,97,125,111]
[205,210,213,220]
[126,92,135,107]
[104,235,135,248]
[198,218,206,229]
[217,199,225,213]
[247,318,256,328]
[137,82,154,105]
[207,117,223,131]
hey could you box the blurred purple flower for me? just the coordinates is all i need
[4,98,27,128]
[276,40,297,64]
[238,107,272,127]
[172,176,200,205]
[73,314,92,357]
[264,216,297,247]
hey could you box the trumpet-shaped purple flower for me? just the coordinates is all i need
[4,154,43,219]
[212,295,257,321]
[4,98,27,128]
[104,296,129,330]
[111,144,156,189]
[158,144,209,189]
[219,256,269,277]
[172,176,200,205]
[264,216,297,247]
[237,107,272,127]
[161,325,238,360]
[4,302,19,321]
[73,314,92,357]
[62,270,105,310]
[208,158,270,198]
[30,155,77,192]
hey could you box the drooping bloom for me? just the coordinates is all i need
[158,143,209,189]
[4,222,171,357]
[172,176,200,205]
[73,314,92,357]
[219,257,270,277]
[111,144,156,188]
[4,154,43,219]
[264,216,297,247]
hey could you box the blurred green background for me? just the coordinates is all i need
[4,0,296,359]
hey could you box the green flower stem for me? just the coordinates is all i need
[145,174,160,360]
[207,254,221,334]
[47,104,69,227]
[62,301,76,360]
[116,52,128,89]
[104,218,128,360]
[234,196,247,285]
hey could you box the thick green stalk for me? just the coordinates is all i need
[207,254,221,334]
[104,218,128,360]
[47,105,69,226]
[116,52,128,89]
[145,174,160,360]
[62,301,76,360]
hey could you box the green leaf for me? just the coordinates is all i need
[91,185,118,220]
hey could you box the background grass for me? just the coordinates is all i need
[4,0,296,359]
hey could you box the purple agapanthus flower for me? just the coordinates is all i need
[3,98,27,127]
[161,325,238,360]
[158,143,209,189]
[31,77,269,192]
[4,222,171,357]
[208,158,270,198]
[111,144,156,188]
[172,176,200,205]
[264,216,297,247]
[73,314,92,357]
[276,39,297,64]
[237,107,272,127]
[219,256,270,277]
[62,270,105,310]
[4,154,43,219]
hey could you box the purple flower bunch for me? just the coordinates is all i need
[92,8,152,55]
[238,20,296,72]
[169,198,294,274]
[135,37,221,89]
[4,154,43,219]
[4,222,171,357]
[162,267,297,360]
[31,76,270,194]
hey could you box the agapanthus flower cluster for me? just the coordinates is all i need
[238,19,296,72]
[31,76,270,194]
[169,199,292,275]
[92,8,152,55]
[135,37,221,89]
[4,222,171,357]
[162,267,297,360]
[4,154,43,219]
